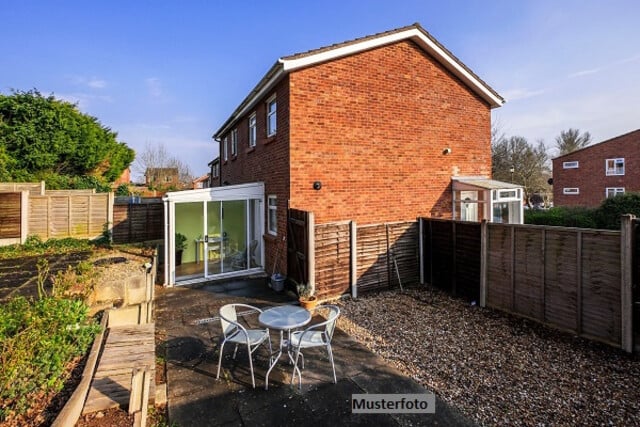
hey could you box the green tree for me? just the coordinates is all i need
[555,128,591,156]
[0,89,134,190]
[492,135,550,206]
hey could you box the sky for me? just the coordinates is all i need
[2,1,639,181]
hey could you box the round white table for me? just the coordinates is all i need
[259,305,311,390]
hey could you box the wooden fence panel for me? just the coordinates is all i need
[581,232,621,345]
[429,220,454,293]
[0,193,21,238]
[356,224,388,292]
[453,222,481,300]
[514,227,544,321]
[544,230,578,331]
[29,193,109,240]
[314,222,350,299]
[0,182,43,194]
[487,224,512,310]
[387,222,419,288]
[112,203,164,244]
[634,219,640,352]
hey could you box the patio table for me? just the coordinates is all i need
[259,305,311,390]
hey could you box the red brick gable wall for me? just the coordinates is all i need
[288,40,492,224]
[219,78,291,274]
[552,131,640,207]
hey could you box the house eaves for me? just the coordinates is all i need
[213,23,504,140]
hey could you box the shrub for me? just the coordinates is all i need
[0,295,100,418]
[525,206,598,228]
[594,193,640,229]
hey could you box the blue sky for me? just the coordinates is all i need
[2,1,639,180]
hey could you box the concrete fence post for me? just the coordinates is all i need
[350,221,357,299]
[621,214,634,353]
[307,211,316,295]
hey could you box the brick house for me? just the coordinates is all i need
[145,167,180,189]
[211,23,510,276]
[552,129,640,207]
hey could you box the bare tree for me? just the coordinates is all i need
[133,142,193,187]
[555,128,591,156]
[492,136,550,206]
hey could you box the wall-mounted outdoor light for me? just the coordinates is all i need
[313,181,322,190]
[443,147,452,155]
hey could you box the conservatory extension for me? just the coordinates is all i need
[163,182,265,286]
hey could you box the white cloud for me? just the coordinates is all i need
[145,77,163,98]
[568,68,600,78]
[502,87,546,102]
[68,75,108,89]
[54,92,113,110]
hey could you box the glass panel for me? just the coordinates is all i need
[206,201,222,275]
[492,202,509,223]
[249,199,263,269]
[460,191,478,221]
[222,200,247,273]
[175,202,204,281]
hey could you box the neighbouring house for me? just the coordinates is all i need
[112,167,131,187]
[192,173,210,190]
[145,167,180,189]
[208,158,220,187]
[552,129,640,207]
[163,23,520,286]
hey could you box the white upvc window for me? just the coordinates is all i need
[248,113,257,147]
[606,187,625,198]
[563,188,579,195]
[231,129,238,157]
[563,161,579,169]
[606,158,624,175]
[266,95,277,137]
[267,195,277,235]
[223,136,228,161]
[212,163,219,178]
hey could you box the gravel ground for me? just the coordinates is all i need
[336,287,640,426]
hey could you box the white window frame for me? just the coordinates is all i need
[231,129,238,157]
[212,163,219,178]
[563,188,580,195]
[223,136,228,162]
[605,158,625,176]
[267,195,277,235]
[606,187,625,198]
[248,113,257,147]
[266,95,277,137]
[563,161,579,169]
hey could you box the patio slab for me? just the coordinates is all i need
[156,278,475,426]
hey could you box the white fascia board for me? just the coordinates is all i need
[217,68,285,138]
[281,28,504,108]
[164,182,265,203]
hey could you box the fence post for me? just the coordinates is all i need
[307,211,316,295]
[107,192,115,243]
[480,220,488,307]
[20,191,29,244]
[418,218,424,285]
[350,221,357,299]
[621,214,634,353]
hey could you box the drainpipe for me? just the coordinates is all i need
[213,137,223,187]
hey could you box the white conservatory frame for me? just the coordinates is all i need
[163,182,265,286]
[452,177,524,224]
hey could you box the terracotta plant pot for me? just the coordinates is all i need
[299,296,318,311]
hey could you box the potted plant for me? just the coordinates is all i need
[175,233,188,266]
[295,281,318,311]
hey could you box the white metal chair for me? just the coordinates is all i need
[216,303,272,388]
[290,305,340,389]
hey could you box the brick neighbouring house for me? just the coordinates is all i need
[552,129,640,207]
[207,23,519,282]
[145,167,180,189]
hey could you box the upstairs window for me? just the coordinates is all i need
[606,158,624,175]
[223,136,228,162]
[606,187,625,198]
[563,161,579,169]
[248,113,257,147]
[266,96,277,137]
[231,129,238,157]
[563,188,579,195]
[212,163,219,178]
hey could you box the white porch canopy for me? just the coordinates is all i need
[452,177,524,224]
